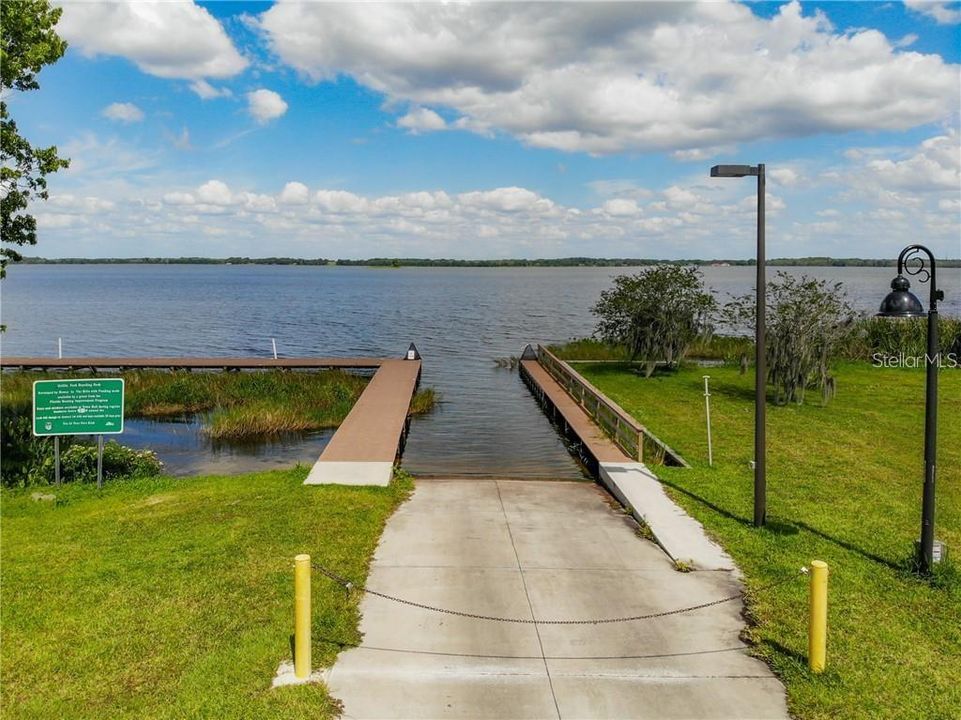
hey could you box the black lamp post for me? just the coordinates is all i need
[878,244,944,574]
[710,164,766,527]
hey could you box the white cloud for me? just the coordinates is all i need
[101,102,144,123]
[33,172,961,259]
[857,131,960,193]
[672,146,736,162]
[602,198,640,216]
[36,213,88,229]
[163,192,195,206]
[397,107,447,133]
[48,194,115,213]
[246,89,288,123]
[279,182,309,205]
[56,1,247,79]
[258,0,959,155]
[314,190,368,214]
[239,192,277,213]
[196,180,233,205]
[904,1,961,24]
[769,168,800,186]
[458,187,555,213]
[190,80,232,99]
[893,33,920,48]
[663,186,700,207]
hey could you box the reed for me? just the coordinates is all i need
[2,369,437,443]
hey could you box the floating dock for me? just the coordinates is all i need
[520,346,732,571]
[520,357,631,465]
[305,358,422,486]
[0,357,383,370]
[2,352,423,488]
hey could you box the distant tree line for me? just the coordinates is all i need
[18,256,961,268]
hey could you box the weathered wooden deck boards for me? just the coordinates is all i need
[0,357,383,370]
[520,359,630,464]
[305,359,422,487]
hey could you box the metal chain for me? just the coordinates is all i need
[312,562,807,625]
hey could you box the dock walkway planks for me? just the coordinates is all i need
[305,359,421,487]
[520,359,630,464]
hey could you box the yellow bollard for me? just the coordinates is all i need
[808,560,828,673]
[294,554,311,679]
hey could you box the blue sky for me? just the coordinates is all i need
[9,1,961,259]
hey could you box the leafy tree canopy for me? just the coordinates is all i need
[723,272,856,405]
[593,265,716,376]
[1,0,69,278]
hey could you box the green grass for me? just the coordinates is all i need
[0,467,413,719]
[1,370,436,441]
[575,360,960,720]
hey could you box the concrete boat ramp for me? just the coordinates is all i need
[313,347,788,719]
[326,479,788,719]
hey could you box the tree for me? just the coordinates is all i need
[1,0,69,279]
[593,265,716,377]
[723,272,855,405]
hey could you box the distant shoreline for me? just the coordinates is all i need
[18,256,961,268]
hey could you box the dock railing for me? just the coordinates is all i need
[535,345,689,467]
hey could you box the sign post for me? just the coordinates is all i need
[33,378,125,485]
[703,375,713,467]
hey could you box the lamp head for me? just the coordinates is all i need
[877,275,926,318]
[710,164,758,178]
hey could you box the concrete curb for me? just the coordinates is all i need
[598,461,737,572]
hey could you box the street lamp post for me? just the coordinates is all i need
[878,244,944,574]
[710,164,766,527]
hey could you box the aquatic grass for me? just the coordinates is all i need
[0,467,413,719]
[410,387,438,415]
[205,404,317,440]
[1,370,381,443]
[2,369,438,482]
[575,360,961,720]
[0,369,370,418]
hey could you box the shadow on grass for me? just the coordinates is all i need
[761,638,807,667]
[707,379,782,405]
[657,477,901,571]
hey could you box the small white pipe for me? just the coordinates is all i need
[58,337,62,359]
[271,338,278,360]
[703,375,713,467]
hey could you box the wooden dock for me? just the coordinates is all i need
[520,358,632,465]
[305,359,422,486]
[3,353,423,487]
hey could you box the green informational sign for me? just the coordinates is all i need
[33,379,125,436]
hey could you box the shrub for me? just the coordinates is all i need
[723,272,855,404]
[547,338,627,361]
[0,413,72,487]
[840,315,961,360]
[59,441,163,484]
[593,265,716,377]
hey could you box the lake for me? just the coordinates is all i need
[3,264,959,478]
